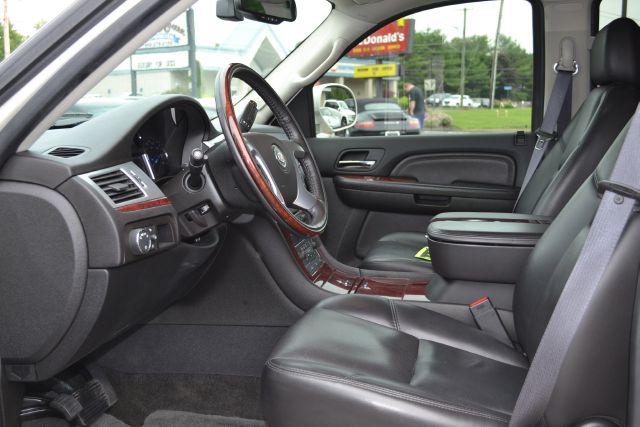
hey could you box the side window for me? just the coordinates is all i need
[598,0,640,29]
[315,0,534,137]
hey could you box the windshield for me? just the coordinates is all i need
[364,103,402,112]
[3,1,330,126]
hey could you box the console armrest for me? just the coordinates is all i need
[427,212,551,283]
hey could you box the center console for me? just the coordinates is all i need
[285,212,551,305]
[427,212,551,283]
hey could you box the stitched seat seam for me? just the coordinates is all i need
[266,360,509,423]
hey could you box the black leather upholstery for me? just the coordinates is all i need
[358,231,430,274]
[263,295,527,427]
[360,18,640,274]
[263,125,640,425]
[590,17,640,86]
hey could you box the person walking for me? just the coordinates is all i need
[404,82,425,129]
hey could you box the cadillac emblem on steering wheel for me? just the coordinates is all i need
[272,145,289,171]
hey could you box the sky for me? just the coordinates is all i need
[414,0,533,52]
[8,0,533,52]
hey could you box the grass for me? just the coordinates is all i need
[427,107,532,131]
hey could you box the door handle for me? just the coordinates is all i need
[337,160,376,170]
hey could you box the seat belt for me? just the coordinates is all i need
[469,297,514,348]
[515,38,577,205]
[509,103,640,427]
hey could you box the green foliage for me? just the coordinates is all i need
[424,110,453,128]
[0,23,26,56]
[443,107,531,130]
[399,29,532,103]
[398,95,408,110]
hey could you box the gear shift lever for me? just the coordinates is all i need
[187,148,206,190]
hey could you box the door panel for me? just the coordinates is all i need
[310,132,536,263]
[392,153,516,186]
[334,175,517,214]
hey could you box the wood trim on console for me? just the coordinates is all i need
[116,197,171,213]
[282,229,429,301]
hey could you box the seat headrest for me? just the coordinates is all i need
[591,18,640,86]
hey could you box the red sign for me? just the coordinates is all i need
[348,19,414,58]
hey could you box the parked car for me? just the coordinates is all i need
[323,99,356,124]
[352,98,421,136]
[475,97,491,108]
[442,94,480,108]
[426,92,451,106]
[319,106,342,128]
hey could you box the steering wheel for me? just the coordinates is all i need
[214,63,327,236]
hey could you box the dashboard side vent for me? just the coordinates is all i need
[47,146,86,158]
[90,170,144,204]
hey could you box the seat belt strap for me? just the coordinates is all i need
[509,103,640,427]
[515,38,577,205]
[469,297,514,348]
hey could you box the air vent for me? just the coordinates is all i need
[47,146,86,158]
[90,170,144,204]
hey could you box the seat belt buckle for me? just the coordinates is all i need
[534,129,557,150]
[469,297,514,348]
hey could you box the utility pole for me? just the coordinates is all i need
[129,55,137,96]
[186,8,198,98]
[489,0,504,109]
[3,0,9,59]
[459,7,467,107]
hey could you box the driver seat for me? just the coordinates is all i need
[262,122,640,426]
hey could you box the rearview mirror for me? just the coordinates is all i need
[313,84,357,137]
[217,0,297,24]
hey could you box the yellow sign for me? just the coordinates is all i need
[354,63,399,79]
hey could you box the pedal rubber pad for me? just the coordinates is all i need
[50,393,83,421]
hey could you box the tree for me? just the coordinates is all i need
[0,23,25,56]
[493,35,533,102]
[399,29,448,91]
[397,28,533,103]
[34,19,47,31]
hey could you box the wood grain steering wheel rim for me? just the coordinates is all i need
[214,63,327,237]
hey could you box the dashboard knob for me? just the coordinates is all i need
[129,228,154,255]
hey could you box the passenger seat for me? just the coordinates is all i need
[360,17,640,274]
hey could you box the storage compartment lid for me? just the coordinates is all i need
[427,213,551,247]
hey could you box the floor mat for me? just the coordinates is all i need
[92,414,130,427]
[22,414,127,427]
[143,411,264,427]
[104,371,262,427]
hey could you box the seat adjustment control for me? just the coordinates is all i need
[129,226,158,255]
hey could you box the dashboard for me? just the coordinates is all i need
[0,95,224,382]
[132,107,190,183]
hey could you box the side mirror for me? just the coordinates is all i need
[313,84,357,137]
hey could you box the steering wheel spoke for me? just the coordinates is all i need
[292,166,326,221]
[247,142,286,205]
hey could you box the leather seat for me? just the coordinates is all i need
[360,17,640,274]
[263,123,640,425]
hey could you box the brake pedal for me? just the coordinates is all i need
[70,379,114,426]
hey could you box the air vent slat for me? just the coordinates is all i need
[48,146,86,158]
[90,169,144,205]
